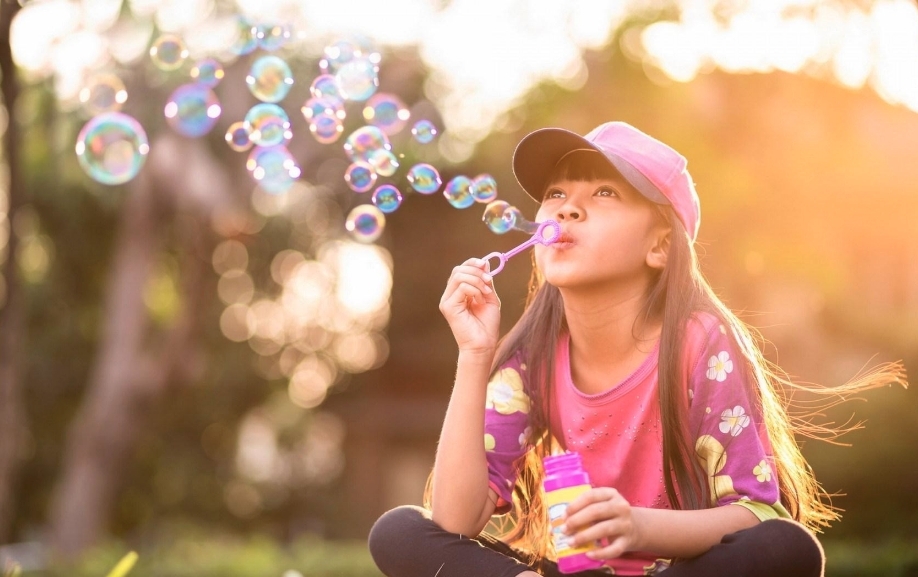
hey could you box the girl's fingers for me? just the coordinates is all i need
[585,536,629,561]
[570,518,626,548]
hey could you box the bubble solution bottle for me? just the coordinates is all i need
[543,452,605,574]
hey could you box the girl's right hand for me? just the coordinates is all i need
[439,258,501,355]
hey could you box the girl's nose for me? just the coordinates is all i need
[556,205,581,221]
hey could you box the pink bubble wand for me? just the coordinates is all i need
[481,220,561,275]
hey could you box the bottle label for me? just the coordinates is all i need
[545,484,596,558]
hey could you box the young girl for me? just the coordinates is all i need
[367,121,906,576]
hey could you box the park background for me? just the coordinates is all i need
[0,0,916,575]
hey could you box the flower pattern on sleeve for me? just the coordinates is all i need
[486,367,531,415]
[719,406,751,437]
[706,351,734,381]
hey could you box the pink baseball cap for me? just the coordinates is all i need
[512,121,700,241]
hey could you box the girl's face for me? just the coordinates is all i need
[533,172,670,291]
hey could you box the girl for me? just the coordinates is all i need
[368,121,906,576]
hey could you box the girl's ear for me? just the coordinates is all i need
[646,227,670,270]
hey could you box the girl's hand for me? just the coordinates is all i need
[561,488,641,560]
[438,258,501,355]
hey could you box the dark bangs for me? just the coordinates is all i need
[543,149,621,191]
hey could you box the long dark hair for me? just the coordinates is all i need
[483,151,907,564]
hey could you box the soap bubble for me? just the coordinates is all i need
[483,200,515,234]
[363,93,409,135]
[443,176,474,209]
[247,55,294,103]
[301,96,345,122]
[247,145,300,194]
[225,121,253,152]
[343,125,391,164]
[320,39,359,73]
[407,163,441,195]
[344,162,377,193]
[309,111,343,144]
[411,120,438,144]
[471,174,498,203]
[310,74,342,101]
[164,83,221,137]
[231,17,258,55]
[335,57,378,101]
[345,204,385,243]
[79,73,127,115]
[371,185,403,213]
[75,111,149,185]
[256,23,291,51]
[367,148,399,177]
[149,34,188,71]
[190,58,224,88]
[508,207,538,233]
[245,103,292,147]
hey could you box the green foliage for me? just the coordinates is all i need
[823,538,918,577]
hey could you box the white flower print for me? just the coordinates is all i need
[519,426,533,449]
[486,368,531,415]
[719,406,751,437]
[706,351,734,382]
[754,460,772,483]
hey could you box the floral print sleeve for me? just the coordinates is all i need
[484,353,533,514]
[687,320,790,521]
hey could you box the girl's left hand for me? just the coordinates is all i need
[561,487,641,560]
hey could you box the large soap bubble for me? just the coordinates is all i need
[246,55,294,103]
[75,112,149,185]
[164,83,221,137]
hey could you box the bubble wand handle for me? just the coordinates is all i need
[481,220,561,275]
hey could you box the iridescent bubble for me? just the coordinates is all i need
[407,163,441,195]
[411,120,438,144]
[483,200,516,234]
[335,57,378,101]
[363,93,409,135]
[345,204,385,243]
[225,121,252,152]
[343,125,391,163]
[320,40,359,73]
[309,111,344,144]
[164,83,221,137]
[256,23,292,51]
[310,74,342,101]
[367,149,399,177]
[75,111,149,185]
[508,207,538,233]
[301,95,345,122]
[231,17,258,55]
[372,185,403,213]
[190,58,224,88]
[78,73,127,115]
[149,34,188,71]
[247,145,300,194]
[247,55,294,103]
[344,162,377,193]
[245,103,292,147]
[443,175,474,209]
[471,174,498,203]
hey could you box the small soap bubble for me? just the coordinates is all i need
[75,111,149,185]
[225,121,253,152]
[345,204,385,243]
[509,207,538,234]
[256,23,291,51]
[483,200,516,234]
[301,96,345,122]
[164,83,221,137]
[407,163,442,195]
[344,125,391,164]
[443,175,474,209]
[471,174,498,203]
[231,17,258,55]
[247,55,294,103]
[335,57,378,102]
[371,184,403,213]
[247,145,300,194]
[245,103,292,147]
[150,34,188,71]
[363,93,409,135]
[367,149,399,177]
[79,73,127,115]
[320,40,359,73]
[411,120,438,144]
[190,58,224,88]
[309,111,344,144]
[344,162,377,193]
[310,74,342,101]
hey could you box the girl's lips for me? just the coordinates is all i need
[551,232,575,248]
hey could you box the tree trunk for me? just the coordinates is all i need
[0,0,27,545]
[48,134,235,557]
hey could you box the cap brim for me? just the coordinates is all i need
[512,127,669,205]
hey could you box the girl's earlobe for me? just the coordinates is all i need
[647,230,670,270]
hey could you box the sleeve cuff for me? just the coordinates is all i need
[730,499,792,522]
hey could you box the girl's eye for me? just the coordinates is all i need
[543,188,564,200]
[595,187,618,197]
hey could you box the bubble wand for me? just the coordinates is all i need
[481,220,561,275]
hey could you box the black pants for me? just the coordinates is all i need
[368,506,825,577]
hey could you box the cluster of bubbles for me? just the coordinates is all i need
[72,18,533,241]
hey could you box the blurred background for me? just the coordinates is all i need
[0,0,916,576]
